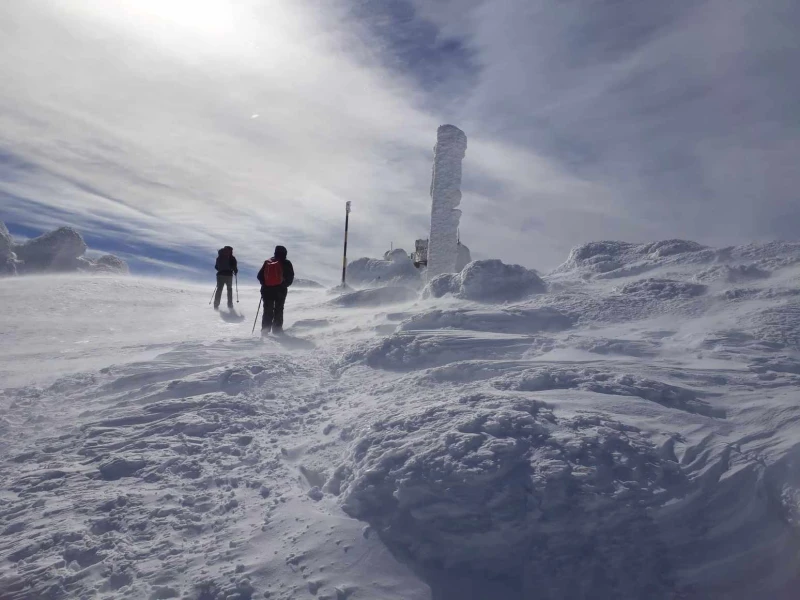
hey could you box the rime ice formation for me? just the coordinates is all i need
[14,226,88,271]
[427,125,467,279]
[0,222,128,275]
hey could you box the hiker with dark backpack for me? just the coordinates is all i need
[256,245,294,334]
[214,246,238,309]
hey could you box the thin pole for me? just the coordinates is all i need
[209,285,218,305]
[252,297,262,334]
[235,274,239,303]
[341,201,351,287]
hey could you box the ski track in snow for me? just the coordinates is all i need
[2,243,800,600]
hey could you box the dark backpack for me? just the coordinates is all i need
[262,259,284,286]
[216,254,231,271]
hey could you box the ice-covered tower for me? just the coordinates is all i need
[427,125,467,279]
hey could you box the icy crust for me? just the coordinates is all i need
[424,259,546,302]
[340,391,678,597]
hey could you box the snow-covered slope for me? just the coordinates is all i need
[3,241,800,599]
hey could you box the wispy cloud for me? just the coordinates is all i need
[1,0,797,278]
[409,0,800,263]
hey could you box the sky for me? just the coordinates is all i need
[0,0,798,281]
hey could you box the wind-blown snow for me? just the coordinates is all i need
[3,239,800,599]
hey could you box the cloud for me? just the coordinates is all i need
[0,0,443,279]
[2,0,797,279]
[411,0,800,261]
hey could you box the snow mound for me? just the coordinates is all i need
[553,239,713,280]
[0,221,12,252]
[293,278,324,289]
[0,222,19,276]
[14,226,88,271]
[424,260,546,302]
[346,251,422,288]
[329,286,418,308]
[3,223,129,275]
[340,391,679,597]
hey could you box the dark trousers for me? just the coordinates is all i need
[214,275,233,307]
[261,286,288,332]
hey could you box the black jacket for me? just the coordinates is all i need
[215,248,238,276]
[257,258,294,288]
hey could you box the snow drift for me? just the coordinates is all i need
[346,249,422,288]
[424,259,546,302]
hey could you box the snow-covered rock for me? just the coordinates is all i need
[0,221,20,276]
[424,259,546,302]
[93,254,130,274]
[427,125,467,278]
[0,223,128,275]
[14,226,88,272]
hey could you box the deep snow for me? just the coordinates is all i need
[2,240,800,599]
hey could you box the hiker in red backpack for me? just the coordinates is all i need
[256,245,294,334]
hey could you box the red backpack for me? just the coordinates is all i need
[262,258,284,286]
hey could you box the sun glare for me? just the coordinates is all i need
[122,0,237,38]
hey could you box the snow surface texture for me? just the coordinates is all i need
[424,259,546,302]
[0,222,129,276]
[3,239,800,599]
[345,249,422,288]
[427,125,467,279]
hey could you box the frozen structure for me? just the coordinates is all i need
[427,125,467,279]
[0,221,128,276]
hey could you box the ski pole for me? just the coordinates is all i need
[208,285,218,305]
[251,297,262,334]
[235,274,239,303]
